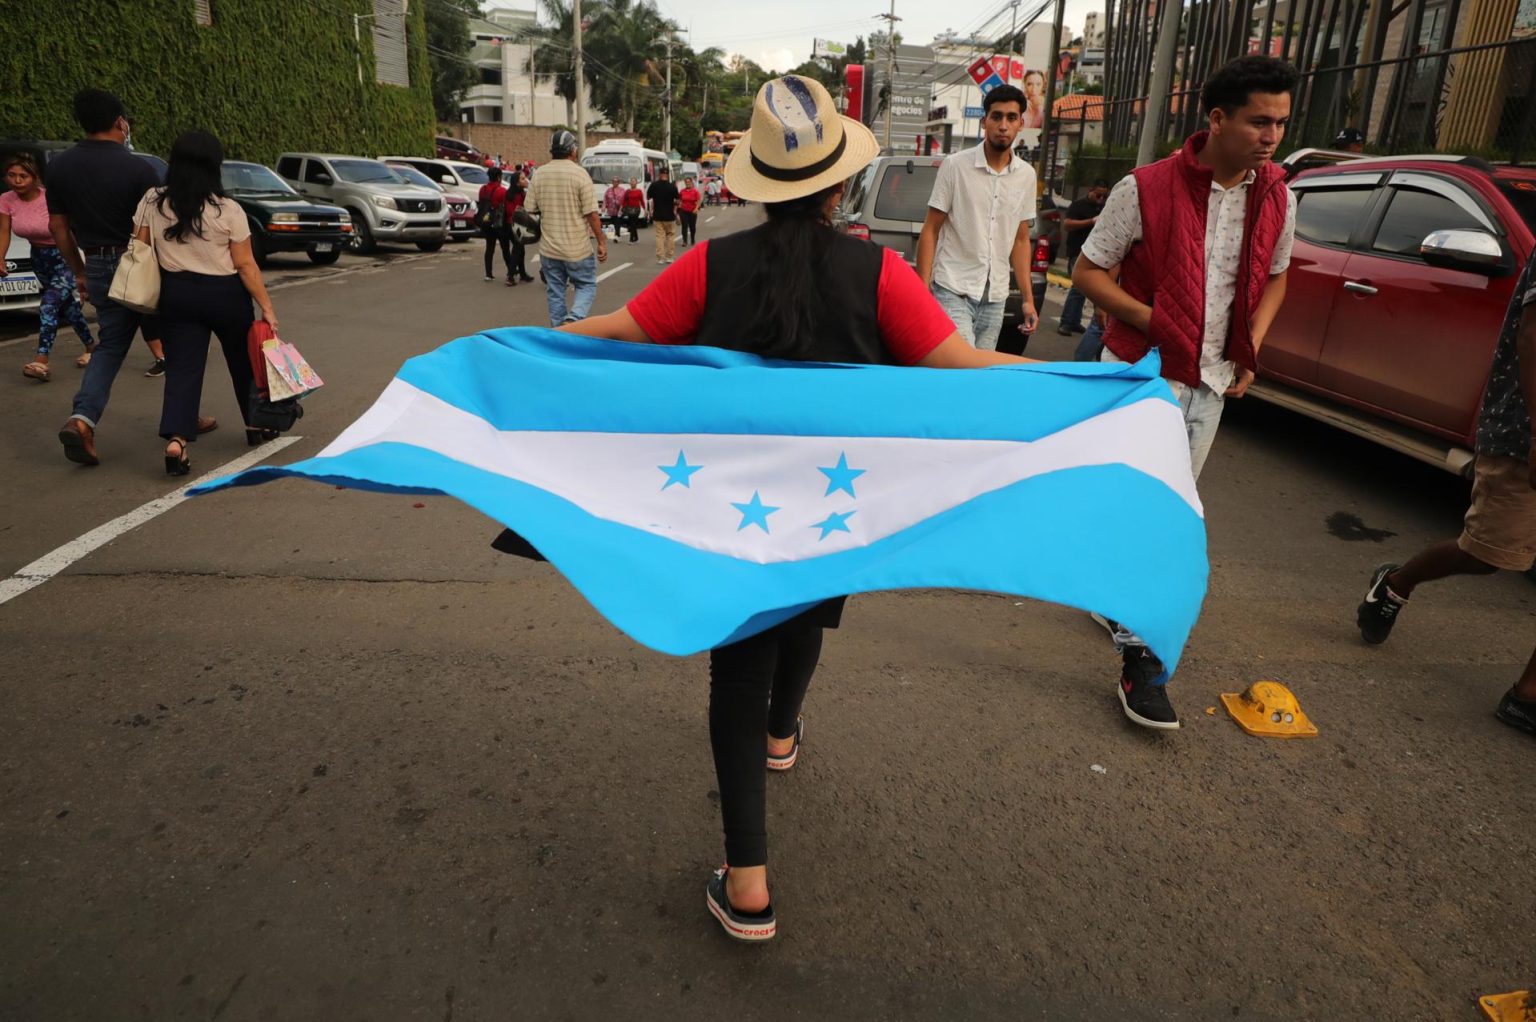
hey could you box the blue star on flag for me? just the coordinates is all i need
[658,450,703,490]
[810,509,856,540]
[732,491,781,533]
[818,452,866,498]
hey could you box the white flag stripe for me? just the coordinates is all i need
[320,380,1201,563]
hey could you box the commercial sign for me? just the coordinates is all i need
[813,38,848,58]
[968,56,1006,94]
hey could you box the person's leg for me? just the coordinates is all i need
[1387,541,1499,596]
[69,254,142,428]
[654,220,666,262]
[929,284,977,345]
[57,255,95,351]
[972,298,1006,353]
[483,231,496,278]
[765,616,823,744]
[566,254,598,322]
[141,316,165,365]
[664,220,677,260]
[627,212,639,243]
[1059,252,1085,332]
[542,258,571,327]
[155,279,213,443]
[1181,382,1227,481]
[509,235,527,280]
[709,626,780,910]
[31,247,68,365]
[1073,317,1105,362]
[206,278,257,427]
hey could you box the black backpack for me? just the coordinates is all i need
[476,188,506,231]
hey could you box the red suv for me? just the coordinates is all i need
[1256,155,1536,474]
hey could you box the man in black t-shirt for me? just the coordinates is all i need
[49,89,165,465]
[1057,178,1109,335]
[647,169,681,265]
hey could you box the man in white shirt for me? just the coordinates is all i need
[916,83,1040,349]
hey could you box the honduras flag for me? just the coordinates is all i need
[192,328,1208,670]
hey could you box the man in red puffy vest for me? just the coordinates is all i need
[1072,55,1300,731]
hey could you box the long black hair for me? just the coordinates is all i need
[746,182,842,359]
[155,130,226,243]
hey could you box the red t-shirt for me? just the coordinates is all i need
[678,187,701,214]
[623,187,645,210]
[477,182,507,210]
[626,242,954,366]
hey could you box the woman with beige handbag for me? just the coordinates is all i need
[131,130,278,475]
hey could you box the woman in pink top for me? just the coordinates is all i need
[0,153,95,382]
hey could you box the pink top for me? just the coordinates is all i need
[0,189,56,247]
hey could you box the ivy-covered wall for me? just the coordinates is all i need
[0,0,435,165]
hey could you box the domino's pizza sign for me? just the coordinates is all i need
[967,57,1007,94]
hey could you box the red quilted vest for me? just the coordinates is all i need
[1101,132,1290,388]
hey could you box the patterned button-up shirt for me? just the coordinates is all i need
[1080,172,1297,393]
[1475,256,1536,459]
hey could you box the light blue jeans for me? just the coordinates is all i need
[541,254,598,326]
[930,283,1005,350]
[1100,349,1226,480]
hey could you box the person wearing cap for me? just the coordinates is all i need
[916,82,1041,350]
[1333,126,1365,153]
[559,74,1035,943]
[524,129,607,326]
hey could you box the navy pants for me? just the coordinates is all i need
[157,271,254,441]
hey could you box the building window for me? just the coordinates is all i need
[194,0,212,25]
[480,67,503,86]
[372,0,410,88]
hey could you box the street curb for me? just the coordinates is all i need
[1047,272,1072,288]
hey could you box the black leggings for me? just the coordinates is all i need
[679,211,697,245]
[484,228,511,278]
[157,271,254,441]
[509,234,528,279]
[708,610,824,866]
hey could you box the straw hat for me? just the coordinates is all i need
[724,75,880,203]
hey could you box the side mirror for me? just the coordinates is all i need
[1419,228,1506,275]
[312,171,333,185]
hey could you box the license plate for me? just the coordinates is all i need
[0,275,39,295]
[313,243,334,253]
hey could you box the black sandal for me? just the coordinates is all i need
[245,426,279,447]
[164,436,191,476]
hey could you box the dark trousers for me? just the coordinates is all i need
[484,227,511,278]
[509,234,528,279]
[622,209,641,243]
[157,271,254,441]
[71,252,143,427]
[679,210,698,245]
[708,610,824,866]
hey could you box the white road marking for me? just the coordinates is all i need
[704,216,716,223]
[0,436,303,607]
[596,262,632,283]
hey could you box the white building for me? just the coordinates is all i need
[924,23,1060,153]
[1082,11,1105,46]
[459,9,608,128]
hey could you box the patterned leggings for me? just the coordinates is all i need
[32,245,94,357]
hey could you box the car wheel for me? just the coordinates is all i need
[347,211,376,254]
[415,240,444,253]
[307,247,341,265]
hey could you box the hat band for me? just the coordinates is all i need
[750,133,847,183]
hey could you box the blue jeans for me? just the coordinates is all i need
[1060,252,1087,331]
[1073,317,1105,362]
[930,283,1005,350]
[542,254,598,326]
[71,252,144,428]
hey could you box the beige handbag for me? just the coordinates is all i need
[107,201,161,313]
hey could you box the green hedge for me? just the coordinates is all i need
[0,0,435,166]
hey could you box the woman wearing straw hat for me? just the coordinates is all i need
[563,74,1032,942]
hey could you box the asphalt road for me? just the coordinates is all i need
[1,205,1532,1021]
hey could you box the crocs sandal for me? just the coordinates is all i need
[22,361,50,382]
[705,866,775,942]
[766,718,803,772]
[76,349,94,368]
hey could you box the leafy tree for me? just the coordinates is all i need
[426,0,483,121]
[586,0,672,135]
[525,0,600,130]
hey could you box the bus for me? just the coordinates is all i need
[580,139,670,219]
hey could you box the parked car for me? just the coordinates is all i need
[1255,153,1536,474]
[275,153,447,255]
[221,161,352,265]
[834,153,1055,349]
[383,161,476,241]
[435,135,485,164]
[381,156,492,194]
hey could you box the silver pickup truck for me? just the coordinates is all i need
[275,153,447,255]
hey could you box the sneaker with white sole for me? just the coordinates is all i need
[1357,562,1406,645]
[1495,688,1536,737]
[1118,646,1180,730]
[766,718,803,771]
[705,866,775,942]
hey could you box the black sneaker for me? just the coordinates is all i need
[144,358,166,378]
[705,866,775,942]
[1357,563,1406,645]
[1495,688,1536,737]
[1118,646,1180,730]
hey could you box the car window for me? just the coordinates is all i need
[872,164,940,222]
[1496,179,1536,235]
[387,164,443,190]
[1371,187,1485,257]
[841,162,878,215]
[223,163,296,195]
[276,156,301,180]
[1294,186,1376,247]
[454,164,489,185]
[331,159,398,184]
[303,160,331,184]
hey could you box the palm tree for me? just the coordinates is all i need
[524,0,603,129]
[586,0,675,135]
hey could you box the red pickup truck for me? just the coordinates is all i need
[1255,154,1536,474]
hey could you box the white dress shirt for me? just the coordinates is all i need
[1079,172,1297,393]
[929,145,1038,304]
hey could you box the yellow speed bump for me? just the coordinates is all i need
[1479,991,1535,1021]
[1219,681,1318,739]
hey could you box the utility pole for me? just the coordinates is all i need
[1137,0,1181,167]
[876,0,902,150]
[1036,0,1066,182]
[1007,0,1020,82]
[664,34,674,154]
[573,0,587,156]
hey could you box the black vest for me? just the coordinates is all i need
[694,224,892,365]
